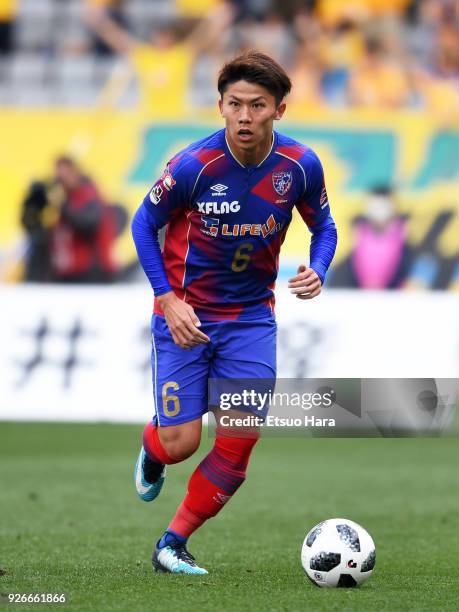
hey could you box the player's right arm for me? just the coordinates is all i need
[131,155,210,349]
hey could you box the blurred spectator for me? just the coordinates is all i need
[0,0,17,55]
[236,11,293,67]
[449,260,459,291]
[289,43,324,107]
[229,0,276,21]
[176,0,220,18]
[403,208,457,289]
[0,0,456,111]
[317,0,412,26]
[86,0,129,57]
[403,252,439,289]
[0,0,459,110]
[403,0,442,69]
[320,19,364,106]
[411,66,459,116]
[84,1,234,117]
[407,0,459,115]
[348,36,411,107]
[21,181,54,282]
[432,23,459,79]
[289,10,324,107]
[48,156,118,283]
[330,187,412,289]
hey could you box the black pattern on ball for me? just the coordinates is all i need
[306,522,325,547]
[337,574,358,588]
[310,552,341,572]
[336,524,360,552]
[361,549,376,572]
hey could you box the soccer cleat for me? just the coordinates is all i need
[134,447,166,502]
[152,542,208,575]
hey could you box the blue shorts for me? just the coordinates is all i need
[150,315,277,426]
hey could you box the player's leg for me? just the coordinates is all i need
[164,417,260,531]
[152,415,260,575]
[136,315,217,574]
[135,314,210,503]
[135,418,202,502]
[153,317,276,573]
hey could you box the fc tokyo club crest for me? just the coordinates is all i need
[272,171,292,196]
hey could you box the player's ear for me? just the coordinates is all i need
[218,98,224,116]
[274,102,286,121]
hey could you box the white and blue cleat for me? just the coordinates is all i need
[134,447,166,502]
[152,543,208,575]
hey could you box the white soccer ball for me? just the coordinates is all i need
[301,518,376,588]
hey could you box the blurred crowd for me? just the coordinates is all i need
[0,0,458,112]
[1,0,457,288]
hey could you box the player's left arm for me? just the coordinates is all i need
[289,151,338,300]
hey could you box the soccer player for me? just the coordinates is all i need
[131,51,337,574]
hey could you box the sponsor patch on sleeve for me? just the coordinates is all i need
[148,165,177,205]
[149,184,163,205]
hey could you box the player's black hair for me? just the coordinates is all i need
[218,51,292,106]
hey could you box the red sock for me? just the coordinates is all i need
[142,421,181,465]
[168,431,259,538]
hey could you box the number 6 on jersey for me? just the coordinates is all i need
[231,242,254,272]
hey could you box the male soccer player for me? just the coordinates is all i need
[131,51,337,574]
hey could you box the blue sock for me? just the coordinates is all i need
[157,529,187,549]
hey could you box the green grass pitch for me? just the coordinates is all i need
[1,422,458,611]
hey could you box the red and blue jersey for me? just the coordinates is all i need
[132,128,337,321]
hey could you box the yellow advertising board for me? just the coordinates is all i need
[1,107,458,285]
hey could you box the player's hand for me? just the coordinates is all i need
[288,265,322,300]
[157,292,210,349]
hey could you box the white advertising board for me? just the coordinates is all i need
[0,285,457,422]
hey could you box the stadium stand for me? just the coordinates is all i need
[0,0,457,111]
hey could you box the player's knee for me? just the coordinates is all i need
[158,428,201,462]
[162,439,200,461]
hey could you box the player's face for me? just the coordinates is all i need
[219,80,286,153]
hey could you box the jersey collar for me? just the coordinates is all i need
[223,131,277,170]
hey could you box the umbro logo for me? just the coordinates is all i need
[211,183,228,196]
[213,492,231,505]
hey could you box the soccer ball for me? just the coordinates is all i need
[301,518,376,588]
